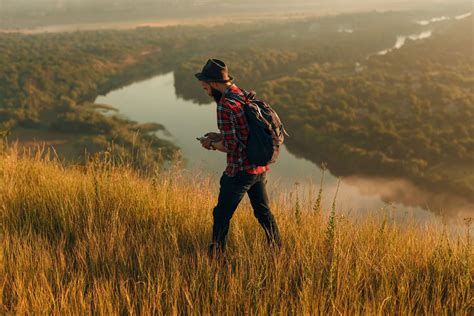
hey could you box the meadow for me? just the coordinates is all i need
[0,145,471,314]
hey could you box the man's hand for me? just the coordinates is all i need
[200,137,215,150]
[246,90,257,101]
[210,140,227,152]
[204,132,223,141]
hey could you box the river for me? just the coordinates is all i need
[376,30,433,56]
[371,11,472,57]
[416,11,472,25]
[95,72,453,224]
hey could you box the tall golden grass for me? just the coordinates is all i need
[0,146,472,314]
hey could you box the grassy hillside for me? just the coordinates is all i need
[0,146,471,314]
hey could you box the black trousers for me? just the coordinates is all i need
[210,170,282,254]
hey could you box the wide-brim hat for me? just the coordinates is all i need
[195,58,234,83]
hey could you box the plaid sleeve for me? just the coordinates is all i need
[217,100,238,153]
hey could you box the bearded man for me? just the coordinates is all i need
[195,58,282,257]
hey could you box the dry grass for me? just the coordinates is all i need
[0,147,472,314]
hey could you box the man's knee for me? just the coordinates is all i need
[213,205,232,223]
[253,205,272,220]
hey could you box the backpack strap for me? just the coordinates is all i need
[223,92,250,150]
[229,92,290,138]
[227,91,264,118]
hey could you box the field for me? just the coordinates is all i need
[0,146,471,314]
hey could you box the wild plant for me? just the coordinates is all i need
[294,182,301,224]
[313,168,325,217]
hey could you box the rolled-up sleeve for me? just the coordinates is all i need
[217,101,238,153]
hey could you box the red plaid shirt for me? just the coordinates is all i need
[217,84,270,177]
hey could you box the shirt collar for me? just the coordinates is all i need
[220,84,240,103]
[225,83,239,95]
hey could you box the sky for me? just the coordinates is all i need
[0,0,469,29]
[0,0,461,10]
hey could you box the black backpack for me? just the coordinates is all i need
[228,90,289,166]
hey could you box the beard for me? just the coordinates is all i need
[211,87,223,104]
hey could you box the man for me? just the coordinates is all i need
[195,58,282,257]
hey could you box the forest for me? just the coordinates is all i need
[261,18,474,197]
[1,7,472,199]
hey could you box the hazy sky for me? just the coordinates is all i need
[0,0,469,29]
[0,0,461,9]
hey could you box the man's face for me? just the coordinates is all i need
[200,81,213,97]
[200,81,223,103]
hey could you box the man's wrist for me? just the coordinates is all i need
[209,141,215,150]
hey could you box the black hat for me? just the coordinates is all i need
[194,59,234,83]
